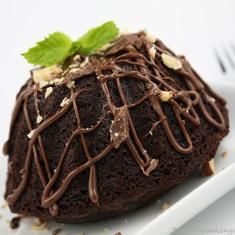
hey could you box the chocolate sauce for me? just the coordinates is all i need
[5,32,226,215]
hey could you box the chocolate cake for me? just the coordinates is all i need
[3,31,229,223]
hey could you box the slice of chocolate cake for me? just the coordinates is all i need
[3,25,229,223]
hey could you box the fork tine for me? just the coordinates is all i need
[223,46,235,69]
[214,49,226,73]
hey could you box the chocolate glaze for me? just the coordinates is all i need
[4,32,226,216]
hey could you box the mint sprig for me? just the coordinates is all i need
[22,21,119,67]
[74,21,119,55]
[22,32,73,67]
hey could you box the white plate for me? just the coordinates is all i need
[0,82,235,235]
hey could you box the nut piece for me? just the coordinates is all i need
[146,32,156,43]
[36,114,43,124]
[27,129,35,139]
[69,68,80,74]
[66,81,75,89]
[60,97,70,107]
[159,90,173,102]
[202,158,216,176]
[110,106,129,148]
[33,65,63,83]
[73,54,81,62]
[44,87,53,99]
[149,46,156,60]
[80,57,89,68]
[222,151,228,158]
[161,53,182,70]
[38,80,49,89]
[31,218,47,231]
[144,159,159,176]
[49,77,64,85]
[161,202,171,211]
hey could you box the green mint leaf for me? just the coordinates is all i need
[22,21,120,66]
[22,32,73,66]
[74,21,119,55]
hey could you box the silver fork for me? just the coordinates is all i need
[214,42,235,75]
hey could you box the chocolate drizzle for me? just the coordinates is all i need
[4,32,226,216]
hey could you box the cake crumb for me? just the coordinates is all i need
[45,87,53,99]
[1,201,8,209]
[202,158,216,176]
[222,151,228,158]
[161,202,171,211]
[10,216,21,229]
[52,227,62,235]
[32,218,47,231]
[60,97,70,107]
[161,53,182,70]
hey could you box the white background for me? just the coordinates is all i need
[0,0,235,234]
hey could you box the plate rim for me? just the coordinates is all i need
[137,81,235,235]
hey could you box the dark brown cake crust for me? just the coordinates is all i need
[4,32,229,223]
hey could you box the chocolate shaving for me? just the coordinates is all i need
[110,106,129,148]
